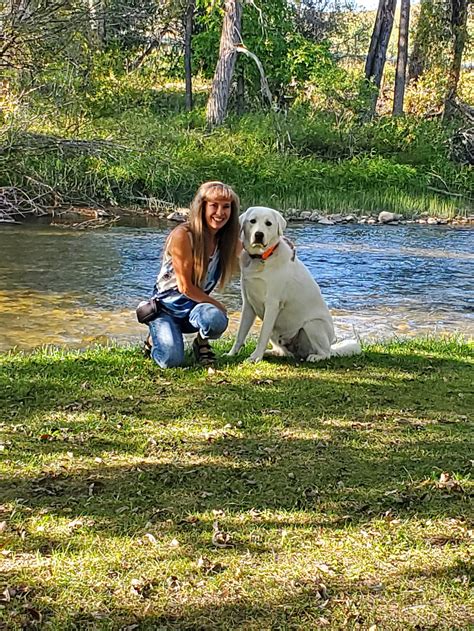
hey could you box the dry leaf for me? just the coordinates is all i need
[169,538,180,548]
[143,533,158,546]
[212,521,234,548]
[438,472,463,492]
[167,575,180,590]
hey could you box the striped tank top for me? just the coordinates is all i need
[152,232,221,318]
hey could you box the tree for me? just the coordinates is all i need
[392,0,410,115]
[408,0,450,82]
[444,0,470,119]
[206,0,242,128]
[184,0,195,111]
[364,0,397,117]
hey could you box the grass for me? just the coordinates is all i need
[2,104,473,218]
[0,337,473,629]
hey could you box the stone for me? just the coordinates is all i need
[167,211,187,222]
[318,218,334,225]
[344,214,357,222]
[367,218,377,224]
[300,211,312,220]
[310,212,321,222]
[378,211,402,224]
[427,217,439,225]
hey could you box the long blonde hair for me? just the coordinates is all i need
[186,181,240,289]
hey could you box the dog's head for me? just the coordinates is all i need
[239,206,287,254]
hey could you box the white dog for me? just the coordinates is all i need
[228,206,362,363]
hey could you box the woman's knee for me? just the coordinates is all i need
[192,303,228,338]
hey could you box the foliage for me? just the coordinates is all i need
[0,337,473,629]
[2,103,471,216]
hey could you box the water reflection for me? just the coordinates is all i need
[0,219,472,352]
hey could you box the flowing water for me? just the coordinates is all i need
[0,217,473,352]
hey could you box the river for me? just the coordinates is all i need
[0,217,472,352]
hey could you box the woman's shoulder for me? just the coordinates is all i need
[167,223,193,251]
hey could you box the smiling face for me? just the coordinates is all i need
[204,193,232,234]
[240,207,287,253]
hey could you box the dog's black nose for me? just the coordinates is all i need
[254,231,264,242]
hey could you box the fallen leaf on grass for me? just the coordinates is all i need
[130,577,153,598]
[426,534,463,547]
[437,472,463,492]
[212,521,234,548]
[197,556,226,574]
[143,533,158,546]
[169,538,180,548]
[166,576,180,590]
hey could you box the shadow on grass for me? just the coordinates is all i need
[1,343,472,530]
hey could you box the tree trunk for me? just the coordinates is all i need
[408,0,430,81]
[184,0,194,112]
[393,0,410,115]
[206,0,242,128]
[364,0,397,117]
[236,65,245,114]
[444,0,469,119]
[88,0,106,48]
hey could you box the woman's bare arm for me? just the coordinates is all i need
[168,227,227,313]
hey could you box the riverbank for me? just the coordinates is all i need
[0,338,472,629]
[1,108,473,221]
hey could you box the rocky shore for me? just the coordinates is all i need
[166,208,474,226]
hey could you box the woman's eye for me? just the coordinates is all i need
[250,218,257,224]
[265,221,272,226]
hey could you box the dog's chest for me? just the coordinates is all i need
[242,266,285,316]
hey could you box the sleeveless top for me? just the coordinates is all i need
[152,231,222,318]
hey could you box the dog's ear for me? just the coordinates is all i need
[275,210,287,236]
[239,209,250,235]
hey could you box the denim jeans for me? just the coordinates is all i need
[148,302,228,368]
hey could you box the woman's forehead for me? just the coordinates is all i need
[205,190,232,202]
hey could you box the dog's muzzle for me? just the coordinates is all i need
[252,231,265,246]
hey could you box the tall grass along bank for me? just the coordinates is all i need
[1,107,473,219]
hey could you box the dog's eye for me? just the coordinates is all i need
[265,220,272,226]
[249,218,257,224]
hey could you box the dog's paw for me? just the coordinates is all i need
[306,353,324,363]
[246,352,263,364]
[225,346,239,357]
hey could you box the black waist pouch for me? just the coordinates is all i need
[136,297,161,324]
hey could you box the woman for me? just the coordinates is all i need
[145,181,240,368]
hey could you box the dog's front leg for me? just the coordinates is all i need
[227,298,256,356]
[248,300,280,363]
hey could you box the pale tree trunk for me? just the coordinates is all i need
[206,0,242,128]
[393,0,410,115]
[88,0,106,48]
[184,0,194,112]
[364,0,397,117]
[444,0,470,119]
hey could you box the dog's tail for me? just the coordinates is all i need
[330,338,362,357]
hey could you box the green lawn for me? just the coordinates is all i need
[0,338,473,629]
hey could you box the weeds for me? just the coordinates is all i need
[2,103,472,217]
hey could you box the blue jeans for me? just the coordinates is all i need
[148,302,228,368]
